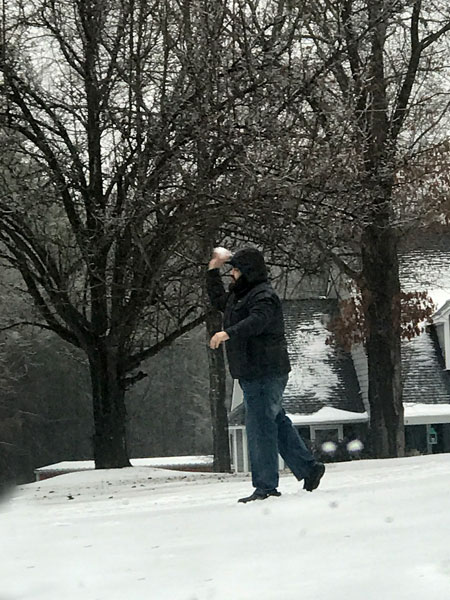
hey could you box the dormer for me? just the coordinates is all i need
[432,300,450,370]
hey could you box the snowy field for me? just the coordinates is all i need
[1,454,450,600]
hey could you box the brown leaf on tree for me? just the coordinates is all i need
[327,291,435,351]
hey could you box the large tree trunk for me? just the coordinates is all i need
[361,210,405,458]
[206,309,231,472]
[360,1,404,458]
[88,344,131,469]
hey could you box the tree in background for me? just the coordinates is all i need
[280,0,450,457]
[0,0,314,470]
[213,1,450,458]
[3,0,449,470]
[0,0,224,468]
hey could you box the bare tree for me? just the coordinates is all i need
[0,0,224,468]
[5,0,445,468]
[211,1,450,458]
[0,0,317,469]
[271,0,450,457]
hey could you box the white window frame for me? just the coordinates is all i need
[310,424,344,443]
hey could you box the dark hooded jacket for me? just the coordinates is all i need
[206,247,291,380]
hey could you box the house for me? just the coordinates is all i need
[228,237,450,472]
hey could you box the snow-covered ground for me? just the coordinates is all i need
[1,454,450,600]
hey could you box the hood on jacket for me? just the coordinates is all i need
[228,247,268,284]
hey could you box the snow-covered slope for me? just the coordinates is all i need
[1,455,450,600]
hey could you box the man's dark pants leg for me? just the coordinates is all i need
[239,374,316,492]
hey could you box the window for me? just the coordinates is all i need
[311,425,343,445]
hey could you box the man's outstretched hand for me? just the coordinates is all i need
[209,331,230,349]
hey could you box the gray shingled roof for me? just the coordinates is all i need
[229,299,364,425]
[399,230,450,404]
[399,230,450,306]
[402,325,450,405]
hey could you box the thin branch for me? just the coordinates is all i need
[125,312,208,372]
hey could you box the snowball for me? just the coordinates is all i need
[321,441,337,454]
[347,439,364,453]
[213,247,232,260]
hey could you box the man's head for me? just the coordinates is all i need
[227,247,268,284]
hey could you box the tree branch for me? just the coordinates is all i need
[125,312,208,372]
[390,0,422,142]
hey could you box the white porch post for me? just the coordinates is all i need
[229,428,239,473]
[232,430,239,472]
[242,427,249,473]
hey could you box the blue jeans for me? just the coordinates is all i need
[239,374,316,491]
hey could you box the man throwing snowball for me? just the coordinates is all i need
[206,246,325,503]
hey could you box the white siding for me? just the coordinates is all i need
[436,322,445,352]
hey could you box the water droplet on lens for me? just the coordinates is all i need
[347,439,364,453]
[322,441,337,454]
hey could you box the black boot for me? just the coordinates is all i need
[238,488,281,503]
[303,462,325,492]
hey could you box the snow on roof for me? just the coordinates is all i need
[280,403,450,426]
[282,299,364,415]
[287,313,339,398]
[400,243,450,310]
[404,402,450,424]
[286,406,368,425]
